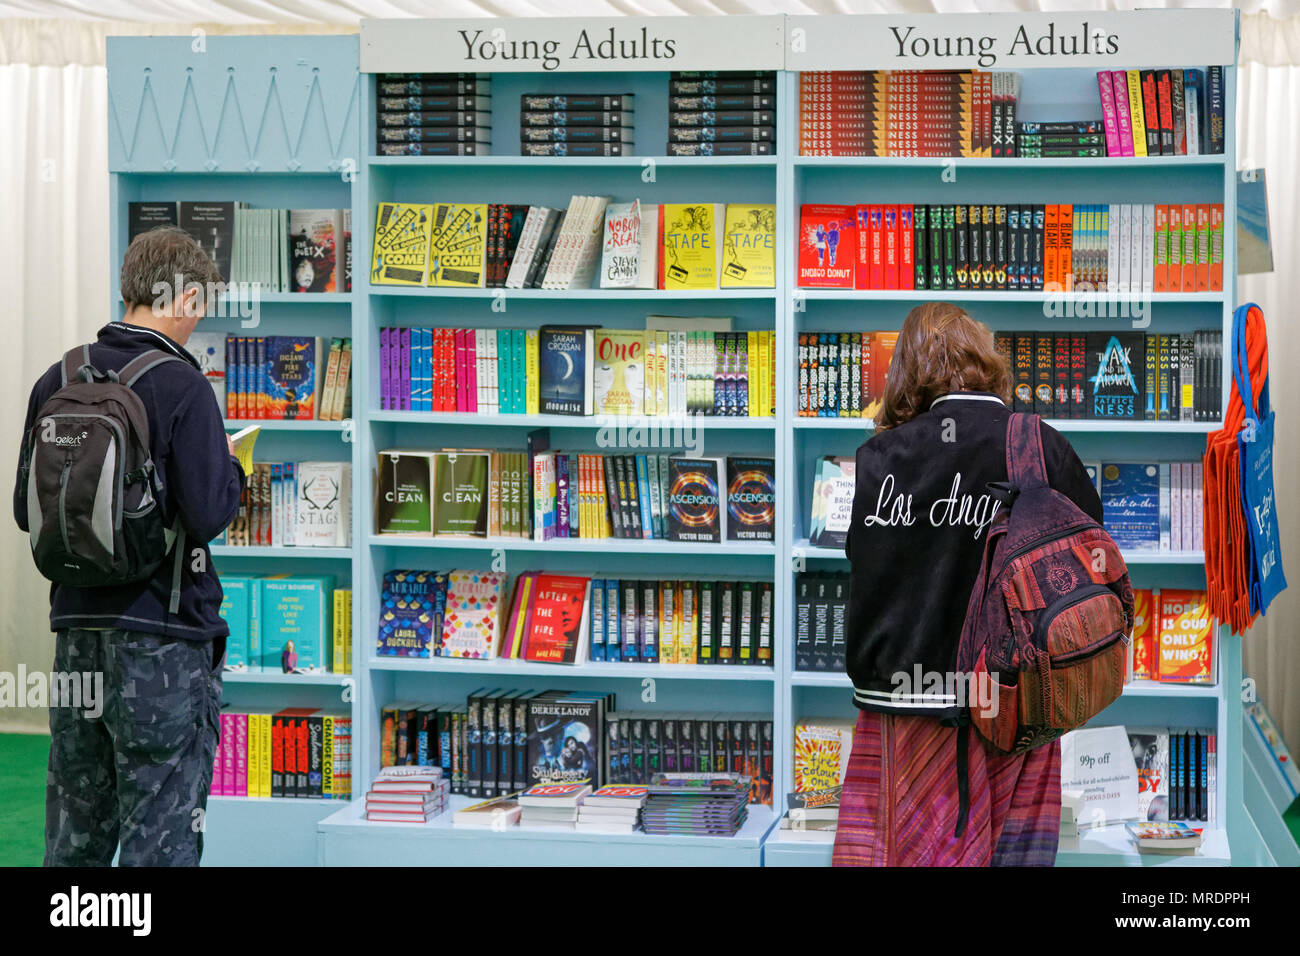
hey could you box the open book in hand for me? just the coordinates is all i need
[229,424,260,475]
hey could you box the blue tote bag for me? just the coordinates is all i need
[1233,303,1287,616]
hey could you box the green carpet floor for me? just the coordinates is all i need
[0,733,48,867]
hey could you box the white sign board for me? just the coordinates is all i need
[787,11,1237,71]
[361,16,786,74]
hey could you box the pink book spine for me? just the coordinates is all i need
[1111,71,1135,157]
[234,714,248,797]
[218,713,233,796]
[473,330,483,413]
[210,734,225,797]
[1097,72,1121,158]
[400,328,412,412]
[455,329,467,412]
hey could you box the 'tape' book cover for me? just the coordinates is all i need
[666,457,725,542]
[725,457,775,541]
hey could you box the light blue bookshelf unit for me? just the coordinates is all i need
[103,8,1270,868]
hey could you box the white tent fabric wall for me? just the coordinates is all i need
[0,5,1296,759]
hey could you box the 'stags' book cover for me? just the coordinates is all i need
[666,457,724,542]
[376,570,445,658]
[721,204,776,288]
[432,451,489,537]
[592,329,646,416]
[725,457,775,541]
[797,204,855,288]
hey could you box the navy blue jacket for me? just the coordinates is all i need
[14,322,244,641]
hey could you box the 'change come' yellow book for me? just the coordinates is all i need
[371,202,433,286]
[428,202,488,287]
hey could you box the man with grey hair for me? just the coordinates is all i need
[13,226,244,866]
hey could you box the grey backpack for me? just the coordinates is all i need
[21,346,187,608]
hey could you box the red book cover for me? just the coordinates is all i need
[523,574,591,663]
[1059,204,1074,290]
[1044,205,1059,290]
[1070,334,1087,418]
[869,205,885,289]
[271,715,283,796]
[797,204,856,288]
[454,328,467,412]
[1140,71,1161,155]
[898,204,915,290]
[1156,71,1174,156]
[1180,203,1197,292]
[883,205,900,290]
[854,205,871,289]
[465,330,478,414]
[442,328,456,410]
[1053,333,1070,412]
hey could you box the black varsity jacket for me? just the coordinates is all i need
[844,391,1103,716]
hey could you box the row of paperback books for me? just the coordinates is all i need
[798,331,897,419]
[128,201,350,291]
[1095,67,1226,158]
[997,330,1223,421]
[375,447,775,543]
[794,574,849,673]
[371,199,775,290]
[797,202,1226,292]
[798,70,1017,157]
[379,324,776,418]
[375,72,492,156]
[216,460,352,548]
[1092,462,1205,554]
[666,70,778,156]
[189,335,351,422]
[520,91,632,156]
[218,575,349,674]
[210,708,352,798]
[1130,589,1216,685]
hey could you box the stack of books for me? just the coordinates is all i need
[575,785,647,834]
[365,766,450,823]
[520,93,634,156]
[1126,821,1204,856]
[668,71,777,156]
[518,782,593,829]
[641,773,751,836]
[779,786,842,842]
[452,795,522,827]
[375,73,491,156]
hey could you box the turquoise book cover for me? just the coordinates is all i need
[260,575,335,672]
[218,575,254,668]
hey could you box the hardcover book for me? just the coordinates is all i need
[264,337,322,420]
[432,451,490,537]
[1086,332,1145,420]
[428,202,487,287]
[660,203,721,289]
[725,457,775,541]
[526,695,602,787]
[179,201,236,282]
[599,200,643,289]
[592,329,646,416]
[439,571,506,659]
[375,450,434,535]
[1100,462,1160,550]
[376,570,446,658]
[288,209,343,293]
[295,461,351,547]
[720,204,776,288]
[797,204,855,288]
[184,332,226,410]
[523,575,592,664]
[666,457,725,543]
[538,327,593,416]
[371,201,433,286]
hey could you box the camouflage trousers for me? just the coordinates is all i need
[45,629,222,867]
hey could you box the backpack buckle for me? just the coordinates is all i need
[987,481,1019,506]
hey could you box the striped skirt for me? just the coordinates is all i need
[831,709,1061,867]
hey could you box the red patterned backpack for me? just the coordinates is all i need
[951,413,1134,832]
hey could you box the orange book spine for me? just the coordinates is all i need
[1209,203,1224,292]
[1059,204,1074,290]
[1180,203,1197,292]
[1195,204,1210,292]
[1043,205,1059,290]
[1153,205,1170,293]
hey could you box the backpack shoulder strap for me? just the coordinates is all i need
[117,349,184,389]
[60,345,93,387]
[1006,412,1048,489]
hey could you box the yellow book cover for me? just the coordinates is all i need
[593,329,647,416]
[661,203,720,289]
[746,331,759,416]
[659,581,677,664]
[720,204,776,288]
[655,330,669,414]
[371,202,433,286]
[793,719,856,791]
[508,573,534,658]
[322,715,335,798]
[525,330,540,414]
[643,337,658,416]
[1126,70,1148,158]
[428,202,488,287]
[331,590,345,674]
[679,582,696,663]
[767,330,776,416]
[760,331,772,418]
[340,591,352,676]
